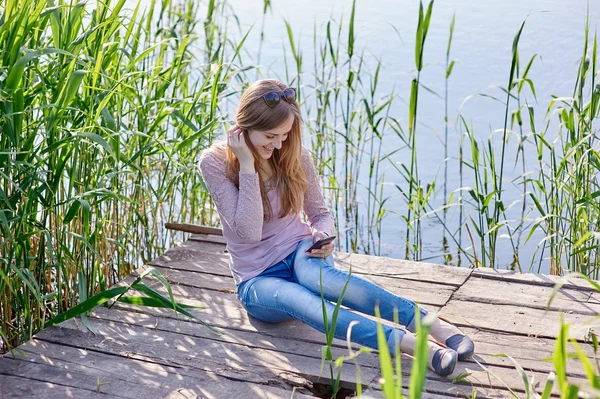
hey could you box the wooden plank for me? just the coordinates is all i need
[149,243,460,305]
[449,359,589,397]
[8,339,270,387]
[434,302,597,397]
[362,384,486,399]
[0,374,107,399]
[148,248,231,277]
[453,276,600,315]
[84,306,594,397]
[165,223,223,235]
[440,299,594,341]
[368,348,592,398]
[473,269,597,291]
[456,327,593,377]
[150,264,236,293]
[301,252,470,287]
[367,375,516,399]
[148,262,454,307]
[178,238,472,286]
[33,318,380,390]
[368,367,560,399]
[0,357,159,398]
[460,327,596,357]
[111,275,441,350]
[88,306,382,370]
[189,233,228,245]
[32,318,529,397]
[179,239,228,253]
[360,275,455,307]
[113,274,594,395]
[4,340,315,398]
[12,338,459,399]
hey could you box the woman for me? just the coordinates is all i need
[198,79,474,377]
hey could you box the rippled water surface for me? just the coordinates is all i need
[131,0,599,272]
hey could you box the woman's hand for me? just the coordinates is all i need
[305,230,335,258]
[227,125,254,169]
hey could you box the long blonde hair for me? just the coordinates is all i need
[225,79,308,221]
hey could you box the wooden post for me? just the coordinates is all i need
[164,223,223,236]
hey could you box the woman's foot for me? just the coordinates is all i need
[400,334,457,378]
[430,317,475,360]
[428,341,457,377]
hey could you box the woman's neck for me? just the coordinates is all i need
[259,158,273,171]
[257,158,270,176]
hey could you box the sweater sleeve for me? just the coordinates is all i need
[199,147,264,243]
[301,146,335,236]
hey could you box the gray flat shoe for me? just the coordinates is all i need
[430,347,458,377]
[445,333,475,360]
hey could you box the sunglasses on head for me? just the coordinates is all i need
[262,87,297,108]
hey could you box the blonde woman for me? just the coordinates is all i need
[199,79,474,377]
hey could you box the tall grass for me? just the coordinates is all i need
[525,13,600,276]
[442,12,456,265]
[402,0,434,261]
[318,259,351,398]
[0,0,245,352]
[375,308,432,399]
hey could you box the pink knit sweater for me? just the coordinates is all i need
[198,142,335,284]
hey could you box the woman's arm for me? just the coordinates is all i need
[301,147,335,237]
[199,148,264,243]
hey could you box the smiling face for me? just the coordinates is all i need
[248,113,295,160]
[231,79,307,220]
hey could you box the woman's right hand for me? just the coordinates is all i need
[227,125,254,169]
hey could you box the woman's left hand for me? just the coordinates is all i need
[305,230,335,258]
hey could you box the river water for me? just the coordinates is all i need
[128,0,599,273]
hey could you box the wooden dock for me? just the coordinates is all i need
[1,232,599,398]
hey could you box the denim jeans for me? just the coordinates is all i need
[236,237,428,354]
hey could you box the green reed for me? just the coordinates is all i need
[451,14,599,275]
[523,15,600,276]
[374,307,431,399]
[318,258,351,398]
[195,0,599,275]
[255,0,272,80]
[442,12,456,265]
[510,48,538,271]
[402,0,434,261]
[0,0,244,352]
[283,0,382,253]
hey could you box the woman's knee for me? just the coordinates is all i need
[244,301,292,323]
[294,260,350,300]
[239,278,290,322]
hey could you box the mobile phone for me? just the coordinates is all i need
[306,235,336,252]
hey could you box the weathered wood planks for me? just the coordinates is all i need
[2,234,598,398]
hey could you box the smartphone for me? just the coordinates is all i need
[306,235,336,252]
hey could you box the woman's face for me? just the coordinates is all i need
[247,114,294,160]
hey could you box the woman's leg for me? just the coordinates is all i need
[238,273,458,376]
[237,275,408,354]
[293,238,474,360]
[293,238,427,332]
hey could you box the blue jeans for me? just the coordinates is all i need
[236,237,428,354]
